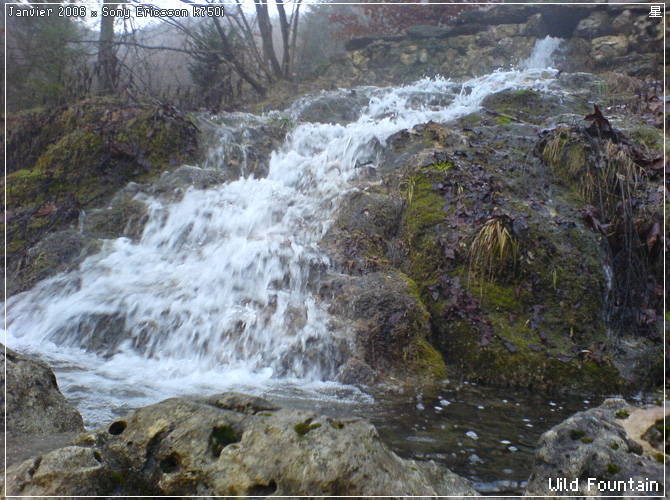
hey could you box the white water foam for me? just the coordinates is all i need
[519,36,563,71]
[5,52,559,426]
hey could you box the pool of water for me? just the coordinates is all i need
[260,378,607,494]
[360,381,603,494]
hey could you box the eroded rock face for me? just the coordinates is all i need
[324,4,662,85]
[317,81,663,392]
[524,399,666,497]
[3,393,477,497]
[1,345,84,436]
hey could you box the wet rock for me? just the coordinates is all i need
[406,25,450,39]
[2,431,83,469]
[1,344,84,436]
[573,11,614,39]
[199,391,280,414]
[524,399,666,497]
[480,88,590,125]
[345,35,378,51]
[455,5,539,26]
[152,165,224,196]
[291,91,369,125]
[320,271,448,383]
[318,85,662,393]
[82,195,148,240]
[7,230,86,296]
[3,394,478,497]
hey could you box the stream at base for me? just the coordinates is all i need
[5,332,617,494]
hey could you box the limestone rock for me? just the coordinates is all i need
[406,25,450,39]
[3,394,478,497]
[4,446,112,496]
[591,35,629,64]
[524,399,665,497]
[573,11,614,39]
[1,344,84,436]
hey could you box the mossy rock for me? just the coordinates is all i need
[321,188,403,274]
[83,198,148,241]
[481,89,590,125]
[7,230,87,296]
[4,97,199,297]
[385,124,628,393]
[321,271,448,383]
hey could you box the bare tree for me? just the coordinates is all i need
[97,0,122,93]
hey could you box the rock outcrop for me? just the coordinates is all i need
[324,4,663,85]
[319,80,663,391]
[3,392,477,497]
[524,398,667,497]
[1,344,84,436]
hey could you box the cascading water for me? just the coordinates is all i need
[5,37,562,426]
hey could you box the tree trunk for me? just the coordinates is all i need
[275,0,291,80]
[254,1,281,80]
[211,16,267,97]
[97,0,118,94]
[288,2,301,77]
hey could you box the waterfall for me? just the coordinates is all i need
[5,54,560,425]
[518,36,563,71]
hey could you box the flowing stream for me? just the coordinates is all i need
[5,38,581,492]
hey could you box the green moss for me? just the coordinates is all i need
[606,463,620,475]
[459,112,483,127]
[294,418,321,437]
[654,453,665,464]
[581,437,594,444]
[477,282,522,312]
[210,425,239,457]
[422,160,454,174]
[401,175,446,285]
[5,98,198,298]
[495,115,512,125]
[631,124,663,151]
[611,442,619,450]
[570,430,587,440]
[615,410,630,419]
[405,335,448,380]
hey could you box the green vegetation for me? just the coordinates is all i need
[469,216,518,287]
[4,98,198,297]
[268,115,294,129]
[210,425,240,457]
[606,463,620,475]
[294,418,322,437]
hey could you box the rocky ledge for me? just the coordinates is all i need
[3,391,476,497]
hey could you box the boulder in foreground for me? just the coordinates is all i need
[4,392,477,497]
[1,344,84,436]
[524,398,666,497]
